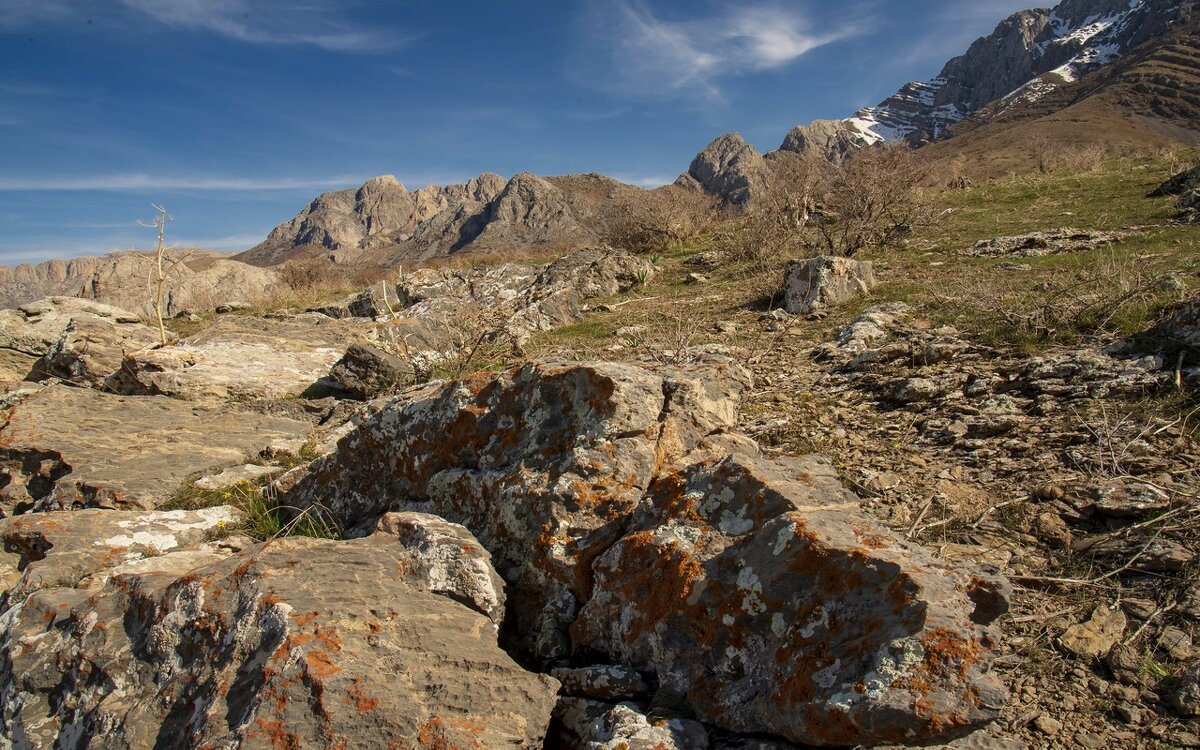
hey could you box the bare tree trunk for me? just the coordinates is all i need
[151,204,168,345]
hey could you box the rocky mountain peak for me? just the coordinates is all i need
[778,119,863,162]
[845,0,1190,144]
[682,132,771,205]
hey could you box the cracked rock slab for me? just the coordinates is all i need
[0,385,312,514]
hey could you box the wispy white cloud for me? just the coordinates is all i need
[572,1,863,99]
[0,174,367,191]
[0,0,406,53]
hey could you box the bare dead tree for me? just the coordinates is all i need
[137,204,172,345]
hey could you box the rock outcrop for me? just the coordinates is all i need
[783,256,877,315]
[0,532,559,748]
[960,228,1127,258]
[778,119,866,162]
[679,133,773,205]
[1155,161,1200,223]
[327,343,410,399]
[0,297,159,388]
[114,314,352,401]
[0,250,281,319]
[280,360,1009,746]
[0,385,312,514]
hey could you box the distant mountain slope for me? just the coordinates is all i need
[0,249,280,317]
[236,172,705,268]
[845,0,1195,146]
[682,0,1197,202]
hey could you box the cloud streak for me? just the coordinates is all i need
[0,174,367,191]
[573,1,862,99]
[0,0,405,53]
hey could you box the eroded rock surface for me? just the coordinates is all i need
[0,385,311,514]
[0,535,559,748]
[0,297,159,388]
[959,229,1126,258]
[114,314,353,400]
[282,360,1009,746]
[0,505,240,602]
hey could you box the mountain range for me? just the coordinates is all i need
[4,0,1198,296]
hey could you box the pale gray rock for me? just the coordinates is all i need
[113,314,354,401]
[779,119,867,162]
[0,250,282,319]
[783,256,877,315]
[960,229,1126,258]
[371,511,507,625]
[0,536,560,749]
[0,384,311,514]
[192,463,280,491]
[554,699,710,750]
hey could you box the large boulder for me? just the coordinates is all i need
[0,384,312,514]
[327,343,412,399]
[113,314,353,401]
[281,360,1009,746]
[0,297,159,388]
[0,534,559,748]
[572,453,1008,746]
[282,359,752,661]
[783,256,877,315]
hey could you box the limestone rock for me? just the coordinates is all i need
[783,256,877,315]
[372,511,507,625]
[327,343,411,399]
[0,250,282,319]
[283,359,752,661]
[554,699,710,750]
[572,453,1009,747]
[960,229,1126,258]
[192,463,280,491]
[282,361,1009,746]
[0,536,560,748]
[551,665,652,702]
[0,297,159,388]
[1170,663,1200,716]
[0,506,240,602]
[683,133,772,205]
[0,384,311,514]
[113,314,352,401]
[778,119,867,162]
[1135,294,1200,380]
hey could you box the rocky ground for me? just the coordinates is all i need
[0,152,1197,749]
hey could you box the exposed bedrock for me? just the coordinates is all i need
[281,359,1010,746]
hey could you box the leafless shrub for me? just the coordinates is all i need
[811,144,941,258]
[278,257,350,293]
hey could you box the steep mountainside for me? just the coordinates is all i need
[681,0,1198,202]
[846,0,1195,145]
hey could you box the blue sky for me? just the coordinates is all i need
[0,0,1036,264]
